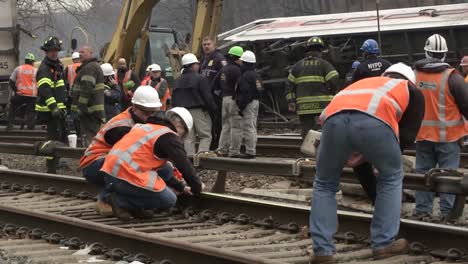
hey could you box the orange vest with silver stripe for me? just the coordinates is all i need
[320,77,410,137]
[16,64,37,97]
[79,108,134,168]
[100,124,176,192]
[416,68,468,142]
[67,63,81,87]
[143,78,171,111]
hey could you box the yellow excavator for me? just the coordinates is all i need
[102,0,223,80]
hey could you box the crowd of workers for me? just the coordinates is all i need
[7,30,468,263]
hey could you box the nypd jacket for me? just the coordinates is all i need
[172,68,217,112]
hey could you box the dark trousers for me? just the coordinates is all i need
[38,112,68,173]
[8,95,36,128]
[79,114,102,147]
[299,114,321,139]
[210,96,223,150]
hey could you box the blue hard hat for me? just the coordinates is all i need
[361,39,380,54]
[351,61,360,69]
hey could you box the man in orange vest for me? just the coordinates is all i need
[309,63,425,263]
[141,63,170,110]
[100,107,202,221]
[80,86,162,215]
[7,53,38,130]
[459,56,468,83]
[413,34,468,220]
[64,52,81,94]
[115,58,140,110]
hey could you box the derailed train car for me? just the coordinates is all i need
[217,3,468,115]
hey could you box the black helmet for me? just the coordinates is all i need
[41,36,62,51]
[307,36,325,50]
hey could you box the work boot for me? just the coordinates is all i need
[95,199,113,216]
[130,209,154,220]
[373,238,409,260]
[108,193,132,221]
[213,150,228,157]
[238,153,255,159]
[408,211,431,221]
[309,255,334,264]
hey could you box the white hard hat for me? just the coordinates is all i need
[181,53,199,66]
[383,63,416,84]
[166,107,193,131]
[424,34,448,53]
[146,65,152,72]
[240,50,256,63]
[150,63,161,72]
[100,63,115,76]
[71,52,80,60]
[131,86,162,108]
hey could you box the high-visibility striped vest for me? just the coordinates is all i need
[15,64,37,97]
[143,78,171,111]
[416,68,468,142]
[67,63,81,88]
[100,123,177,192]
[320,77,410,137]
[79,108,134,169]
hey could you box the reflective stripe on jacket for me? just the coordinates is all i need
[320,77,410,137]
[100,123,177,192]
[416,68,468,142]
[79,108,134,168]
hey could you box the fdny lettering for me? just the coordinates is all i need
[367,62,382,72]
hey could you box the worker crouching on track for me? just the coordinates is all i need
[80,86,162,215]
[100,107,203,221]
[309,63,425,263]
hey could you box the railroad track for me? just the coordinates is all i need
[0,169,466,263]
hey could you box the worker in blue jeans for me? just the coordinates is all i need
[310,63,425,263]
[413,34,468,219]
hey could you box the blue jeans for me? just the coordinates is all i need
[311,112,403,256]
[101,163,177,211]
[82,158,106,199]
[415,141,459,216]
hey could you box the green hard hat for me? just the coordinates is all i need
[24,53,35,61]
[228,46,244,57]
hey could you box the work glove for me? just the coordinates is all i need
[33,140,67,156]
[51,108,61,119]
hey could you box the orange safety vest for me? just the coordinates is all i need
[320,77,410,137]
[67,63,81,87]
[143,78,171,111]
[15,64,37,97]
[416,69,468,142]
[79,108,134,169]
[100,123,177,192]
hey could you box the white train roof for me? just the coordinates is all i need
[218,4,468,42]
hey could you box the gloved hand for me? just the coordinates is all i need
[59,108,68,119]
[51,108,61,119]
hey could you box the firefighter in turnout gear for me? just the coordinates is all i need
[36,36,68,173]
[71,46,105,147]
[352,39,392,82]
[285,36,340,138]
[7,53,37,130]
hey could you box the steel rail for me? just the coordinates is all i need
[0,169,467,255]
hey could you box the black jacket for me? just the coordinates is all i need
[213,61,241,97]
[352,55,392,82]
[104,81,122,121]
[36,56,67,112]
[147,115,203,194]
[172,68,217,112]
[235,64,262,112]
[414,58,468,120]
[200,50,226,84]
